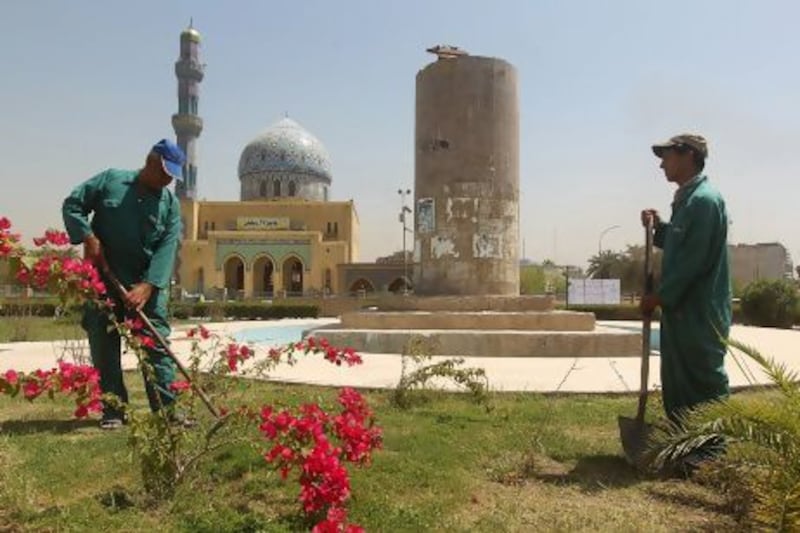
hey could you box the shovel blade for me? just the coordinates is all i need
[618,415,652,467]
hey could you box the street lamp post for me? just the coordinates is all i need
[598,224,621,255]
[398,189,412,295]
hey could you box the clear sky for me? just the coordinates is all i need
[1,1,798,269]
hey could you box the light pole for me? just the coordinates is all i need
[598,224,621,255]
[398,189,412,295]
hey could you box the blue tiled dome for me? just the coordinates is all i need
[238,118,332,183]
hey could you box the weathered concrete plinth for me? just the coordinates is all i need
[307,296,641,358]
[369,295,554,312]
[309,326,639,358]
[340,311,594,331]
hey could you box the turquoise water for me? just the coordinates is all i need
[605,324,661,351]
[646,329,661,351]
[232,323,314,347]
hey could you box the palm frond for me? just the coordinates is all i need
[646,336,800,529]
[727,338,800,402]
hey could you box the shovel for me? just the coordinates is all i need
[618,218,655,466]
[101,264,220,419]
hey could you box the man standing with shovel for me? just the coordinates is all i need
[63,139,185,429]
[640,134,732,424]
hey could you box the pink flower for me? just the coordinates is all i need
[222,342,253,372]
[189,325,212,340]
[138,335,156,349]
[125,317,145,332]
[22,380,43,400]
[45,229,70,246]
[169,381,191,393]
[3,370,19,386]
[92,280,106,296]
[0,218,20,259]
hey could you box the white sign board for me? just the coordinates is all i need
[568,279,621,305]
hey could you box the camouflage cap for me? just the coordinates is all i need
[651,134,708,159]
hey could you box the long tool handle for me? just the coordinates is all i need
[102,267,220,418]
[636,219,655,423]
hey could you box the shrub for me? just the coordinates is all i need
[0,299,59,317]
[170,302,319,321]
[740,279,799,329]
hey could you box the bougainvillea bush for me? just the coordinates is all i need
[0,217,381,531]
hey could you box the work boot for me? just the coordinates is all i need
[100,411,125,430]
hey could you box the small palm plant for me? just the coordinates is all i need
[647,339,800,531]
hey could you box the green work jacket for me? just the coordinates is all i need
[62,169,181,290]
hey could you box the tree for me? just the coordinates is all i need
[620,244,663,294]
[520,264,546,295]
[585,245,663,295]
[586,250,624,279]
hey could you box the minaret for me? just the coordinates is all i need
[172,21,204,199]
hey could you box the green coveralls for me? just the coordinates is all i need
[62,169,182,417]
[654,175,731,422]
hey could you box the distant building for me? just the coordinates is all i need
[728,242,794,286]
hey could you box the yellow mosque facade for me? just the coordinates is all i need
[176,117,359,299]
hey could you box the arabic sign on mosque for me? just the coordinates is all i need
[236,217,290,231]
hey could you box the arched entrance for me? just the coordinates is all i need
[197,267,205,295]
[323,268,332,295]
[388,277,411,294]
[349,278,375,296]
[253,256,275,297]
[283,257,304,295]
[223,256,245,299]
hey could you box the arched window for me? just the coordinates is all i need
[273,179,281,197]
[259,180,267,197]
[288,181,297,197]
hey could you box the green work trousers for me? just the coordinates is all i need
[660,310,729,423]
[82,287,176,418]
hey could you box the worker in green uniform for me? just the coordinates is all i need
[641,134,731,424]
[62,139,184,429]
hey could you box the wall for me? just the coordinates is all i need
[729,242,793,287]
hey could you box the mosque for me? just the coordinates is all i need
[171,25,406,299]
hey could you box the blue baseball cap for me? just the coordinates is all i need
[151,139,186,180]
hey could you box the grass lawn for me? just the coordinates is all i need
[0,316,206,343]
[0,316,86,343]
[0,372,744,532]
